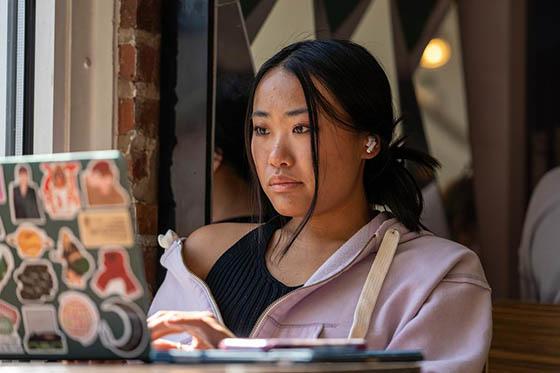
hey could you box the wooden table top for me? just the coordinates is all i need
[490,300,560,372]
[0,361,420,372]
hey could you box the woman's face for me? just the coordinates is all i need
[251,68,373,218]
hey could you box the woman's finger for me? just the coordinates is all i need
[150,320,222,349]
[149,320,188,340]
[147,311,214,328]
[191,335,214,350]
[151,338,183,351]
[161,315,234,338]
[153,324,214,349]
[162,317,234,340]
[149,315,210,340]
[147,311,234,350]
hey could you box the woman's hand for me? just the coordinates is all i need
[148,311,235,350]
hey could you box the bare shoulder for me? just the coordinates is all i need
[181,222,260,280]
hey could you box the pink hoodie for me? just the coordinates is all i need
[149,212,492,372]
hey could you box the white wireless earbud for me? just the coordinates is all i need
[366,136,377,154]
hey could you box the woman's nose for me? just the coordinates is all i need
[268,139,294,168]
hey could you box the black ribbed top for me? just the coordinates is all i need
[205,216,301,337]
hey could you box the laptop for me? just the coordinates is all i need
[0,150,151,360]
[0,150,423,367]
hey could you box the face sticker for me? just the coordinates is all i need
[6,223,54,259]
[13,259,58,304]
[58,291,99,346]
[0,244,15,294]
[49,227,94,289]
[91,247,142,300]
[0,165,6,204]
[22,305,67,354]
[0,300,23,354]
[77,209,134,248]
[8,164,45,225]
[40,162,81,220]
[99,297,149,358]
[81,160,129,208]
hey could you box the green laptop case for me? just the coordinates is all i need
[0,151,151,360]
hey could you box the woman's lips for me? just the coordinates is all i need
[269,181,303,192]
[268,175,303,192]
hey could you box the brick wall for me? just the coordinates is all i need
[116,0,162,294]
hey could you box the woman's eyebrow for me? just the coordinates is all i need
[251,110,268,118]
[285,108,308,117]
[252,108,308,118]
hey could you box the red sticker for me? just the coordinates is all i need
[40,162,81,220]
[91,247,142,300]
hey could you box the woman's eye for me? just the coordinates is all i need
[253,126,269,136]
[293,125,310,134]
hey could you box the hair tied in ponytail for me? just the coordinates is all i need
[388,136,440,178]
[369,135,409,181]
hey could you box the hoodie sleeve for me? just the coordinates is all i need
[386,279,492,373]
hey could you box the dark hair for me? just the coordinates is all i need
[17,166,28,175]
[244,40,439,257]
[214,72,252,181]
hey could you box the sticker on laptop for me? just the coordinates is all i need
[49,227,94,289]
[77,209,134,248]
[6,223,54,259]
[13,259,58,304]
[91,247,142,300]
[0,244,15,294]
[40,162,82,220]
[99,298,149,358]
[8,164,46,225]
[0,300,23,354]
[0,216,5,241]
[0,165,6,205]
[22,304,67,354]
[58,291,99,347]
[81,160,129,207]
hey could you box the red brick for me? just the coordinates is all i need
[118,98,135,134]
[119,44,137,80]
[137,0,161,32]
[137,43,159,83]
[120,0,138,29]
[142,243,158,296]
[131,148,148,180]
[117,0,162,293]
[135,98,159,138]
[135,203,158,234]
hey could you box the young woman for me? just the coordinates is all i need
[148,40,492,372]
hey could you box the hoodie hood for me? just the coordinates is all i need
[304,212,432,286]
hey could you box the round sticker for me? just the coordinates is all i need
[58,291,99,346]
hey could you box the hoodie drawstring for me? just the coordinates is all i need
[348,228,400,339]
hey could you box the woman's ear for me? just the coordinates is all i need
[362,135,380,159]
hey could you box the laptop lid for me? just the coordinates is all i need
[0,151,151,360]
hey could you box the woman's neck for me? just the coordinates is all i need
[284,190,373,249]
